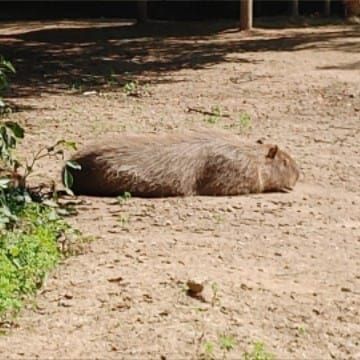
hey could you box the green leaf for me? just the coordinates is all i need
[42,199,59,208]
[0,177,11,189]
[0,205,13,217]
[63,167,75,192]
[219,335,236,352]
[56,206,77,216]
[4,122,25,139]
[64,187,74,196]
[10,247,20,257]
[11,258,21,269]
[123,191,131,200]
[66,160,81,170]
[204,342,214,355]
[64,141,77,151]
[1,60,16,73]
[48,209,59,221]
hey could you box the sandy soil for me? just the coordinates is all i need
[0,20,359,359]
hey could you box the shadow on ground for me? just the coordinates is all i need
[0,20,359,97]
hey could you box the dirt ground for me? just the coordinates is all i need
[0,19,359,359]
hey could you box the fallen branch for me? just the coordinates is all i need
[186,107,230,118]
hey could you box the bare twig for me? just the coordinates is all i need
[186,107,230,118]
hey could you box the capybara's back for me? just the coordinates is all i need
[344,0,360,16]
[63,129,300,197]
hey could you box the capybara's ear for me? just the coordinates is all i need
[266,145,278,159]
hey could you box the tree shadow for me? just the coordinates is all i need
[0,20,359,97]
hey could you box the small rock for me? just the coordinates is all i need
[187,279,204,294]
[112,303,130,311]
[82,90,97,96]
[312,308,320,315]
[240,283,253,291]
[58,301,72,308]
[341,287,351,293]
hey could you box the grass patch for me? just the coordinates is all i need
[0,197,76,318]
[243,341,275,360]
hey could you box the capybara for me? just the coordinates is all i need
[63,129,300,197]
[344,0,360,17]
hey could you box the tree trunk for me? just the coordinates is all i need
[136,1,147,23]
[240,0,253,30]
[290,0,299,17]
[324,0,331,16]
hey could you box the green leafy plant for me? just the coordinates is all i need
[0,201,76,317]
[62,158,81,196]
[243,341,275,360]
[0,121,26,228]
[227,112,252,131]
[212,213,224,224]
[0,130,83,319]
[239,112,251,129]
[0,66,83,318]
[117,191,132,204]
[210,282,221,307]
[117,215,130,225]
[0,121,24,171]
[26,139,78,187]
[206,105,222,124]
[201,341,215,360]
[297,326,306,335]
[105,70,119,87]
[238,112,251,129]
[219,334,236,352]
[123,80,138,95]
[0,56,16,111]
[0,57,85,321]
[70,81,84,92]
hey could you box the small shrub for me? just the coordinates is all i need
[0,56,16,111]
[0,57,83,319]
[227,112,251,131]
[200,341,215,360]
[0,111,80,320]
[243,341,275,360]
[0,133,83,319]
[199,334,236,360]
[210,282,221,307]
[117,191,132,204]
[238,112,251,130]
[105,70,119,87]
[123,80,138,95]
[206,105,222,124]
[219,334,236,352]
[0,201,72,316]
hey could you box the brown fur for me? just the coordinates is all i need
[63,129,300,197]
[344,0,360,16]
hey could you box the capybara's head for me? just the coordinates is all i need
[263,145,300,192]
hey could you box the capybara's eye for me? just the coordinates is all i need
[283,159,289,166]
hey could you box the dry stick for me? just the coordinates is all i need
[186,107,231,118]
